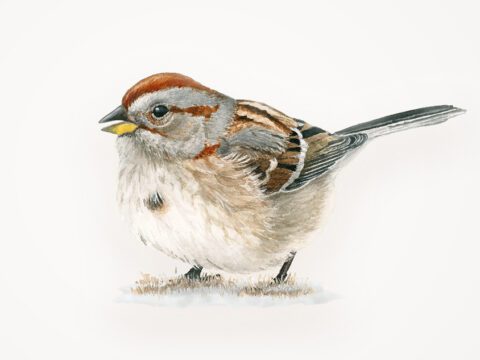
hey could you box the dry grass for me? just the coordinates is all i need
[132,273,314,299]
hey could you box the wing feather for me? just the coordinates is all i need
[219,100,367,194]
[286,133,367,191]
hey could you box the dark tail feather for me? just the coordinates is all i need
[335,105,465,138]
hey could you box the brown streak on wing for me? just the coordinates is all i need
[226,114,283,136]
[265,168,293,193]
[236,103,292,134]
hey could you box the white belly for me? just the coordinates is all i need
[117,154,293,273]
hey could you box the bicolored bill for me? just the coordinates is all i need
[101,122,138,135]
[99,105,138,135]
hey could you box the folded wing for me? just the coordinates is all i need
[218,100,367,194]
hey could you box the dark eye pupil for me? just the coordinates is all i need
[152,105,168,118]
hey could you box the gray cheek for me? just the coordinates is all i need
[130,112,206,159]
[160,115,202,141]
[168,119,205,158]
[153,117,206,159]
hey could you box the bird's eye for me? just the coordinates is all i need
[152,105,169,118]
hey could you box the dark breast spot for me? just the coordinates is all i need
[144,192,164,212]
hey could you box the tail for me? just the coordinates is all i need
[335,105,466,138]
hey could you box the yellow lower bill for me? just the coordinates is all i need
[101,122,138,135]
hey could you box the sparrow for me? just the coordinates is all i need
[99,73,465,282]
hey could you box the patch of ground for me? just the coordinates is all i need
[132,273,314,298]
[120,272,337,306]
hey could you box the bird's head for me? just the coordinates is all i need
[99,73,235,159]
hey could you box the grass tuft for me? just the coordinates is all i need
[132,273,314,298]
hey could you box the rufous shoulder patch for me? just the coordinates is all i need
[194,143,220,160]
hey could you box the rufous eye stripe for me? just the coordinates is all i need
[170,105,219,119]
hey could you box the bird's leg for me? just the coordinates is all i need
[184,265,203,280]
[274,252,296,283]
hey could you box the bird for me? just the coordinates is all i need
[99,73,465,282]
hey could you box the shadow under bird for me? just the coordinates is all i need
[99,73,465,282]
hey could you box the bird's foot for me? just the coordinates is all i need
[184,266,203,280]
[273,251,296,283]
[273,272,289,284]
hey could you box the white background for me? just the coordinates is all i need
[1,0,479,359]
